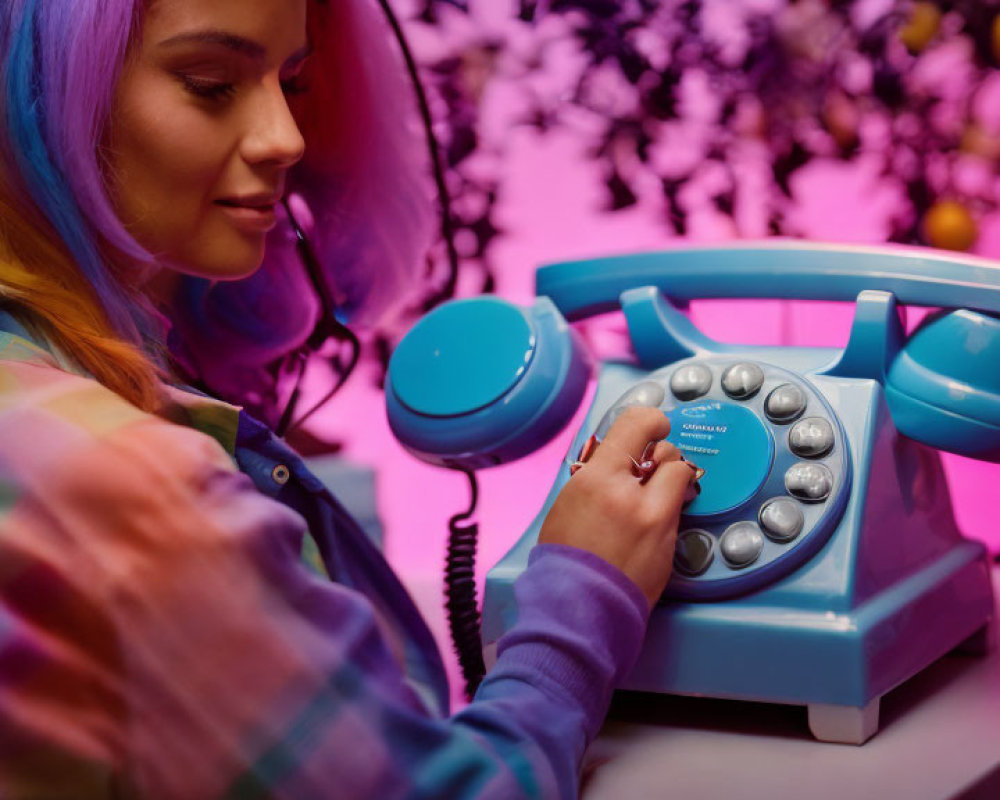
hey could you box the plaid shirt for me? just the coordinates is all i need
[0,313,648,799]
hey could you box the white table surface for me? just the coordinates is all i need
[582,566,1000,800]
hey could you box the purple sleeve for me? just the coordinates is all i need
[456,542,650,794]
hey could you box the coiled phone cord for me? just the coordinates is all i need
[445,467,486,699]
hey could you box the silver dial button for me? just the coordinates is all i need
[597,381,668,438]
[721,362,765,400]
[674,530,715,576]
[765,383,807,424]
[719,522,765,569]
[619,380,666,409]
[785,462,834,503]
[670,363,713,401]
[759,498,805,542]
[789,417,835,458]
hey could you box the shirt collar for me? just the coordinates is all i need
[0,308,241,457]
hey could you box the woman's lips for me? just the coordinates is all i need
[215,199,278,232]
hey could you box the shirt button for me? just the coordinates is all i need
[271,464,291,485]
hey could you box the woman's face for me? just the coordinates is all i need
[105,0,309,283]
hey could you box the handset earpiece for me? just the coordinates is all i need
[386,295,589,469]
[885,308,1000,462]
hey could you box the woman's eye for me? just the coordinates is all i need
[180,75,237,101]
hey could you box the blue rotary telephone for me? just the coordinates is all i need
[385,242,998,744]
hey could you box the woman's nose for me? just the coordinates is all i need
[241,79,306,169]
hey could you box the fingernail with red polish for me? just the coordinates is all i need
[578,435,599,464]
[684,460,706,482]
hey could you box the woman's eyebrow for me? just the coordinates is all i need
[159,30,267,59]
[158,30,310,65]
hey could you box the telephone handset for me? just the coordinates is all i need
[534,242,1000,461]
[386,242,997,744]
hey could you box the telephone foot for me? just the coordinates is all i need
[807,699,880,745]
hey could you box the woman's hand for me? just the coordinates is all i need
[538,406,697,609]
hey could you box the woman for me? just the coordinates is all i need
[0,0,696,797]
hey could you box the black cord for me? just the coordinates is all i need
[274,349,310,437]
[281,328,360,436]
[275,198,362,438]
[444,467,486,699]
[281,198,340,324]
[375,0,461,305]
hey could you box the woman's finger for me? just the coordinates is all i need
[646,454,700,515]
[592,406,671,472]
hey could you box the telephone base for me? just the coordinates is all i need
[483,361,996,744]
[614,540,993,728]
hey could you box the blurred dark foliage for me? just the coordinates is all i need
[404,0,1000,302]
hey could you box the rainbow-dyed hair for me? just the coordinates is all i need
[0,0,432,415]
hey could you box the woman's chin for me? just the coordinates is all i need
[170,241,267,283]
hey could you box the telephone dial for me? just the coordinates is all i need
[386,242,998,744]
